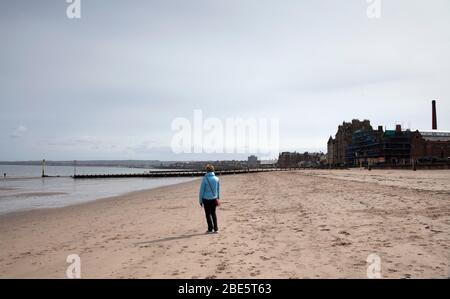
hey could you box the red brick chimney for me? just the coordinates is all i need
[396,124,402,133]
[432,100,437,130]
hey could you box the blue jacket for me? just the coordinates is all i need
[199,172,220,204]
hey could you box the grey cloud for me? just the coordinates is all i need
[0,0,449,160]
[9,125,27,138]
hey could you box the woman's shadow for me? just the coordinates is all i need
[134,232,208,247]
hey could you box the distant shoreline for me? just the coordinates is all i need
[0,161,160,169]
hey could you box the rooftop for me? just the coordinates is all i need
[418,130,450,141]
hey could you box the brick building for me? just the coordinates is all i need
[327,119,372,167]
[277,152,324,168]
[345,125,413,167]
[411,131,450,163]
[327,101,449,167]
[337,127,450,167]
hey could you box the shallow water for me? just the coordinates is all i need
[0,164,161,178]
[0,165,197,215]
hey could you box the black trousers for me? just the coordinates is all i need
[203,199,218,232]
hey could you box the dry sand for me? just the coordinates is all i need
[0,169,449,278]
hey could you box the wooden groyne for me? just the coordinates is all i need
[72,168,300,179]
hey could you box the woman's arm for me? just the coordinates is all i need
[217,179,220,200]
[199,177,206,205]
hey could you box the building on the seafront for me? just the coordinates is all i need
[344,125,450,167]
[259,159,278,168]
[345,125,413,167]
[409,99,450,163]
[277,151,326,168]
[163,160,248,170]
[247,155,259,168]
[327,119,372,167]
[411,131,450,163]
[328,100,450,167]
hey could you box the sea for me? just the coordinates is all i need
[0,165,197,215]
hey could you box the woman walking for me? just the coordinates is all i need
[199,164,220,234]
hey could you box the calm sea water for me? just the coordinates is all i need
[0,165,197,215]
[0,164,161,178]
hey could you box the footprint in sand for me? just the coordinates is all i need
[217,248,227,254]
[216,261,228,272]
[250,270,261,277]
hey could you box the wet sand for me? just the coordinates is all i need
[0,169,449,278]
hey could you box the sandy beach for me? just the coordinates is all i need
[0,169,449,278]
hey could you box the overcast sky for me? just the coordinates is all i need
[1,0,449,161]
